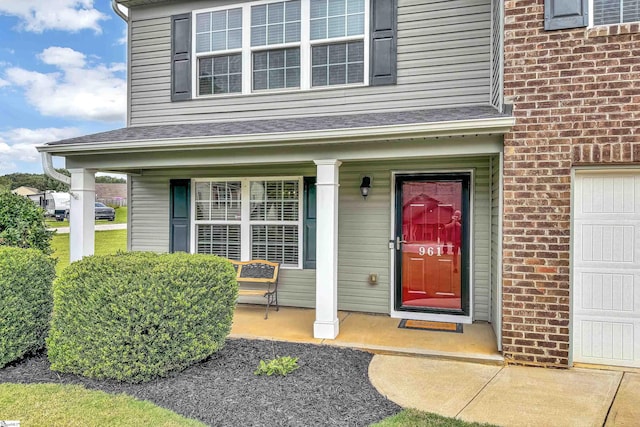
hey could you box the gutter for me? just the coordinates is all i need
[36,116,516,156]
[112,0,129,22]
[41,152,71,185]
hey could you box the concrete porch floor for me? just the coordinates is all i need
[230,305,503,364]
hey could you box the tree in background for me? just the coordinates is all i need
[0,177,11,193]
[0,192,53,254]
[1,169,125,192]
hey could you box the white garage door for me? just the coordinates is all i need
[573,171,640,368]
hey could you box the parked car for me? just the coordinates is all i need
[95,202,116,221]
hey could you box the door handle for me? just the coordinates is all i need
[395,236,407,250]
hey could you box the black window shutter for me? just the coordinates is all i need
[370,0,397,86]
[544,0,589,30]
[171,13,192,101]
[170,179,190,253]
[303,177,317,269]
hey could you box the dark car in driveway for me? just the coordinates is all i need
[95,202,116,221]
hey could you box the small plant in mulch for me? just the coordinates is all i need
[254,356,299,376]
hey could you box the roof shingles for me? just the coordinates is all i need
[46,106,508,146]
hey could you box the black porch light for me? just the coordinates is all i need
[360,176,372,199]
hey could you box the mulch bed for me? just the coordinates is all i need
[0,339,401,426]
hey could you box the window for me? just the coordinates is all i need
[593,0,640,25]
[193,0,368,96]
[195,8,243,95]
[193,178,303,268]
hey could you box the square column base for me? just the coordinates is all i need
[314,318,340,339]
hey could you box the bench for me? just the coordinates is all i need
[230,259,280,319]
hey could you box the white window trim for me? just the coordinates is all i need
[589,0,640,27]
[191,0,369,98]
[191,176,304,269]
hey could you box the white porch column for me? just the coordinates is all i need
[313,159,341,339]
[68,168,96,262]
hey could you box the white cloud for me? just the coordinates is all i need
[0,127,81,173]
[4,47,126,122]
[117,27,127,45]
[0,0,108,33]
[0,78,8,88]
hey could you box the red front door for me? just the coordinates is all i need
[395,174,469,315]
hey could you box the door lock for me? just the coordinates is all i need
[395,236,407,250]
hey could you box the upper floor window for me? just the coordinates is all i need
[193,0,369,97]
[593,0,640,25]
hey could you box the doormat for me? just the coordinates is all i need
[398,319,463,333]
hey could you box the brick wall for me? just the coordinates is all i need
[503,0,640,367]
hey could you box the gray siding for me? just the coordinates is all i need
[130,175,170,252]
[130,157,492,318]
[128,0,491,125]
[338,157,492,319]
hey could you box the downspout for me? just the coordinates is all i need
[41,152,71,186]
[112,0,129,22]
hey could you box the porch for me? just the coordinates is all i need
[230,305,503,364]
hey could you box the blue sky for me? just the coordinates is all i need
[0,0,127,174]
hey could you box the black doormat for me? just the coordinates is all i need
[398,319,463,333]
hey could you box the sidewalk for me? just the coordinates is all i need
[369,354,639,427]
[49,223,127,234]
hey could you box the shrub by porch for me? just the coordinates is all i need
[47,252,238,383]
[0,247,55,368]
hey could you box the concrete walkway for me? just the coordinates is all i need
[369,354,638,427]
[49,223,127,234]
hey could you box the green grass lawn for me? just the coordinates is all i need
[0,383,205,427]
[51,229,127,274]
[46,206,128,227]
[373,409,497,427]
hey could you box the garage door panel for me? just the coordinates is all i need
[575,174,640,218]
[573,172,640,368]
[574,221,640,265]
[574,319,638,366]
[574,271,637,314]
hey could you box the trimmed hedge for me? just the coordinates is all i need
[47,252,238,383]
[0,247,55,368]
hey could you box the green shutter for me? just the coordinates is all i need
[171,13,192,101]
[370,0,397,86]
[303,177,317,269]
[170,179,190,253]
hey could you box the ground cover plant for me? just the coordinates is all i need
[47,252,238,382]
[254,355,299,376]
[0,383,205,427]
[0,192,52,253]
[0,247,55,368]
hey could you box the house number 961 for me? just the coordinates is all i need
[418,246,442,256]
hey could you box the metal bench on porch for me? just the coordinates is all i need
[230,259,280,319]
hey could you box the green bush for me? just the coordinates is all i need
[254,356,299,376]
[0,247,56,368]
[47,252,238,383]
[0,192,53,254]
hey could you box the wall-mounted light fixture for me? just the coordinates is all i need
[360,176,372,199]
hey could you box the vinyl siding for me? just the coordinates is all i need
[130,156,492,318]
[128,0,492,125]
[338,157,492,319]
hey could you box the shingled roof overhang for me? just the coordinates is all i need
[37,106,514,156]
